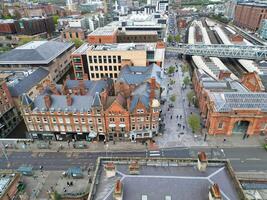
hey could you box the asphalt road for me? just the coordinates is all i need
[0,147,266,173]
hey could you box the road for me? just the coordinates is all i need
[1,147,266,173]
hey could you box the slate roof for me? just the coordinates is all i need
[20,93,33,106]
[8,67,49,97]
[130,83,151,112]
[0,41,74,65]
[211,93,267,112]
[117,63,162,85]
[34,95,94,112]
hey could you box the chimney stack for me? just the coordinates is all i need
[66,94,72,106]
[83,73,89,80]
[197,152,208,172]
[105,162,116,178]
[50,83,60,95]
[209,184,222,200]
[218,70,231,80]
[113,180,123,200]
[128,160,140,175]
[44,95,52,109]
[150,77,156,103]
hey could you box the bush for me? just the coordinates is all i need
[167,66,175,74]
[167,35,174,43]
[170,95,176,102]
[183,76,191,86]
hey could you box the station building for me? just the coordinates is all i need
[193,69,267,136]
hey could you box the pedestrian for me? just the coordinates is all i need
[223,138,226,143]
[204,134,207,142]
[176,115,179,119]
[170,115,172,119]
[183,125,185,130]
[168,108,170,111]
[180,115,182,119]
[242,134,246,140]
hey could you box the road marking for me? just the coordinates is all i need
[149,153,161,157]
[229,158,240,161]
[246,158,261,161]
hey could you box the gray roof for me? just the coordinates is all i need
[0,41,74,65]
[117,64,162,86]
[8,67,49,97]
[20,93,33,106]
[130,83,151,112]
[34,95,94,112]
[211,93,267,112]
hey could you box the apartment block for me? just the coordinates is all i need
[0,77,20,138]
[0,40,75,82]
[72,42,165,80]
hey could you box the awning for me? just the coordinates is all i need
[119,124,126,128]
[109,124,116,128]
[89,131,97,138]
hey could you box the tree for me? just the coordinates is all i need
[183,76,191,86]
[170,95,176,102]
[187,90,195,104]
[170,79,175,85]
[52,15,59,25]
[182,64,189,73]
[50,191,61,200]
[167,35,174,43]
[174,34,181,42]
[167,66,175,74]
[72,38,84,49]
[188,114,201,133]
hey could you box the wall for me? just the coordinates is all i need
[87,34,117,44]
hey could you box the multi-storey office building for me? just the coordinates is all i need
[0,40,75,82]
[0,77,20,138]
[72,42,165,80]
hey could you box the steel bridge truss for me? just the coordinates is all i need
[167,44,267,60]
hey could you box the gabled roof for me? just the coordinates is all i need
[0,40,74,65]
[117,63,162,86]
[130,83,151,112]
[8,67,49,97]
[92,92,101,107]
[20,93,33,106]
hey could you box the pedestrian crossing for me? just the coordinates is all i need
[147,150,163,157]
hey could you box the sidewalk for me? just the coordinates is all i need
[1,140,147,153]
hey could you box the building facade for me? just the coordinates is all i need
[234,2,267,31]
[62,28,86,41]
[192,69,267,136]
[72,42,165,80]
[87,26,118,44]
[0,77,20,138]
[0,40,75,82]
[21,65,162,141]
[117,31,158,43]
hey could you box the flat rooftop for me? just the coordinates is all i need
[88,26,117,36]
[118,30,158,35]
[88,158,245,200]
[89,43,157,51]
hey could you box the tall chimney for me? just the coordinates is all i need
[66,94,72,106]
[150,77,156,102]
[83,73,89,80]
[79,80,86,95]
[209,184,222,200]
[113,180,123,200]
[44,95,52,109]
[50,83,60,95]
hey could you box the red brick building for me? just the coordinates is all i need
[62,28,86,41]
[0,19,16,34]
[234,2,267,31]
[193,69,267,136]
[21,64,162,141]
[87,27,117,44]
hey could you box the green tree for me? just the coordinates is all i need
[182,64,189,73]
[72,38,84,49]
[187,90,195,104]
[50,191,61,200]
[188,114,201,133]
[170,79,175,85]
[183,76,191,86]
[167,35,174,43]
[18,37,33,46]
[170,95,176,102]
[167,66,175,74]
[174,34,181,42]
[52,15,59,25]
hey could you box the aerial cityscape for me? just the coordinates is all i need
[0,0,267,199]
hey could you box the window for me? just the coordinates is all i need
[98,118,102,124]
[146,124,150,129]
[114,73,118,78]
[218,122,223,129]
[98,56,102,63]
[100,66,103,71]
[88,56,92,63]
[152,124,156,129]
[108,56,112,63]
[110,73,113,78]
[95,66,99,71]
[52,117,56,123]
[90,66,94,71]
[88,118,93,123]
[139,124,143,130]
[43,117,48,123]
[104,66,108,71]
[98,127,103,132]
[120,118,125,123]
[36,117,40,122]
[96,73,99,78]
[103,56,107,63]
[118,56,121,63]
[114,66,117,71]
[132,124,135,130]
[131,118,135,122]
[75,32,79,38]
[38,125,43,130]
[91,73,95,78]
[65,117,70,123]
[109,118,115,122]
[113,56,117,63]
[27,117,32,122]
[120,127,125,132]
[101,73,104,78]
[109,66,112,71]
[146,116,150,121]
[118,66,121,70]
[81,118,85,123]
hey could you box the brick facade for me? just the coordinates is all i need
[193,69,267,136]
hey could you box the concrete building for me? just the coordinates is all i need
[234,2,267,31]
[0,173,21,200]
[0,76,20,138]
[20,66,161,141]
[0,40,75,82]
[62,28,86,41]
[192,69,267,136]
[88,157,246,200]
[72,42,165,80]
